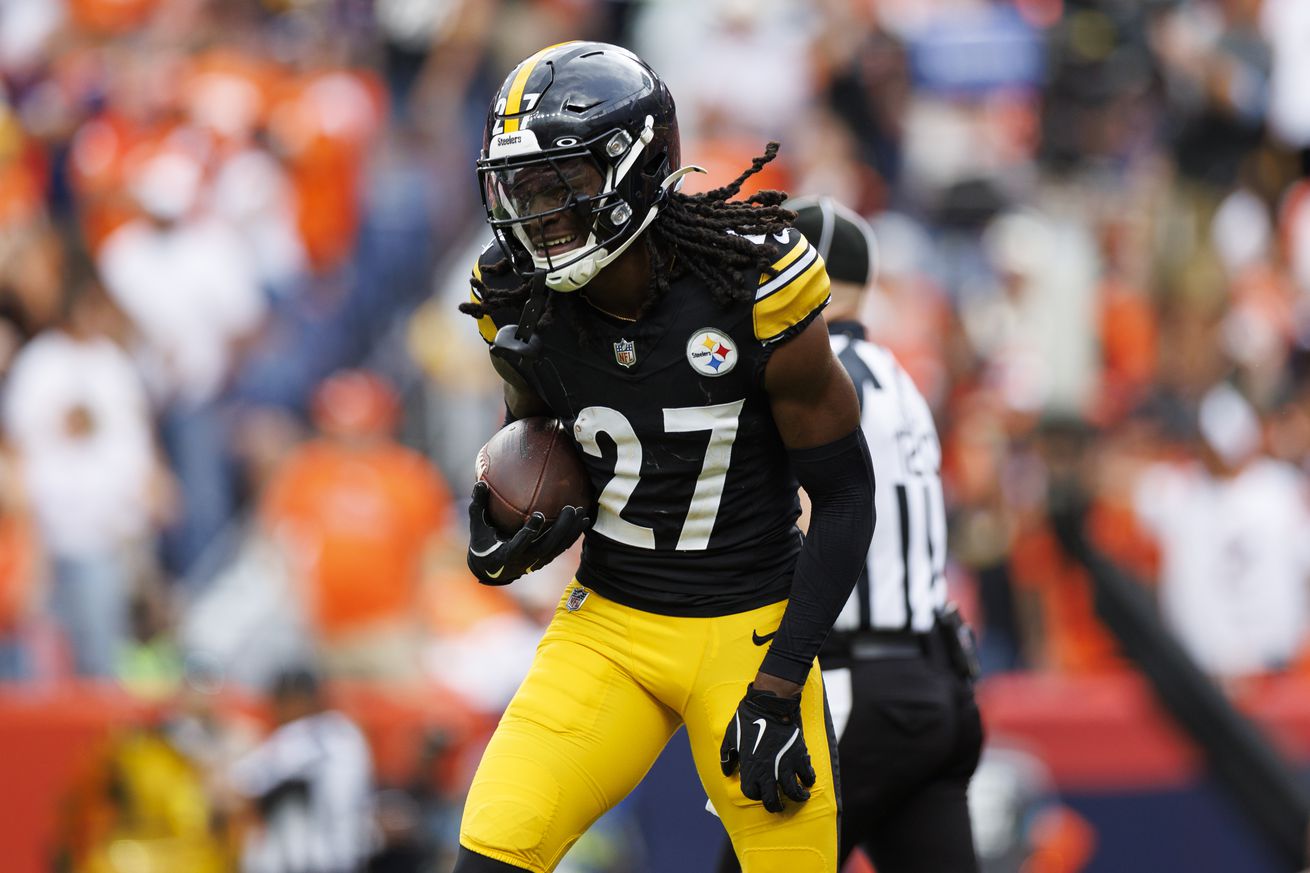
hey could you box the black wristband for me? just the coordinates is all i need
[745,684,802,723]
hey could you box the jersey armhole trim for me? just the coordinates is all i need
[752,299,831,386]
[470,260,499,345]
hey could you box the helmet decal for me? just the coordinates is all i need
[488,128,542,159]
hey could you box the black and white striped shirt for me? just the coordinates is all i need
[229,710,376,873]
[828,321,947,634]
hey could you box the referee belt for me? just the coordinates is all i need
[821,629,930,663]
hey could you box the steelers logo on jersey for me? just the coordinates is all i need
[686,328,737,377]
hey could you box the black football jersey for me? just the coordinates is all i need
[470,228,831,616]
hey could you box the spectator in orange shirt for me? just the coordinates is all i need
[1009,417,1163,675]
[0,446,40,681]
[1096,274,1158,426]
[1010,517,1127,675]
[267,64,386,275]
[260,370,452,682]
[68,0,158,35]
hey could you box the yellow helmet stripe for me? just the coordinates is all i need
[503,41,580,133]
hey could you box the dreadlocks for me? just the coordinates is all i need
[649,142,795,305]
[460,142,795,326]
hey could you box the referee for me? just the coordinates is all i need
[716,198,984,873]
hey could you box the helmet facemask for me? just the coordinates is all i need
[479,115,662,292]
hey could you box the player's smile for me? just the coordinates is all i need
[530,212,587,259]
[492,156,604,261]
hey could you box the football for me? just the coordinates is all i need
[475,417,594,535]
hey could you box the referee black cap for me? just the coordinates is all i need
[786,195,878,287]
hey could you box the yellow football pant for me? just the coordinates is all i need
[459,584,837,872]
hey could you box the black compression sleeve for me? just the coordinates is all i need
[760,428,875,685]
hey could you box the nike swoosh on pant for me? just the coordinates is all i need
[752,630,776,646]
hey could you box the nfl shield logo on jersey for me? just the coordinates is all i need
[566,587,590,611]
[614,338,637,368]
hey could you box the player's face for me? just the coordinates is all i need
[487,157,605,259]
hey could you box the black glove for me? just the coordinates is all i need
[466,481,590,585]
[488,269,548,389]
[719,684,817,813]
[489,323,543,393]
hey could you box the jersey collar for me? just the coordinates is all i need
[827,320,867,342]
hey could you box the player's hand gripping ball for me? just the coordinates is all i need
[466,418,594,585]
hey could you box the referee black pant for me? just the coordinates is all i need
[717,630,984,873]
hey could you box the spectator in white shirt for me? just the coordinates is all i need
[97,150,268,577]
[2,248,168,677]
[1134,383,1310,682]
[1261,0,1310,152]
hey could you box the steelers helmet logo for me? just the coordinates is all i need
[686,328,737,377]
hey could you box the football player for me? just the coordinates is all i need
[456,42,874,873]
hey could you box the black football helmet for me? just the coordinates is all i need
[477,41,685,291]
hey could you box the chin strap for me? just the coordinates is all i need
[544,165,707,292]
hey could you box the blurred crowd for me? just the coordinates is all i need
[2,0,1310,871]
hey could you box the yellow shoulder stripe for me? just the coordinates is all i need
[760,232,810,283]
[753,250,830,343]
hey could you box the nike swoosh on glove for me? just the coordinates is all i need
[719,684,817,813]
[466,481,591,586]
